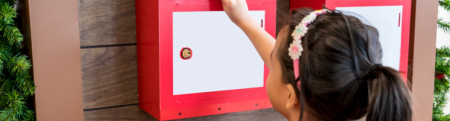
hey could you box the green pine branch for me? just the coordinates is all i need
[434,1,450,121]
[433,47,450,121]
[437,46,450,58]
[0,109,13,120]
[0,79,11,107]
[2,26,22,46]
[436,47,450,75]
[439,19,450,34]
[0,1,35,120]
[433,78,450,121]
[1,90,25,121]
[438,0,450,34]
[0,79,6,96]
[441,0,450,12]
[0,0,15,7]
[15,75,34,96]
[436,58,450,75]
[8,54,30,77]
[0,3,15,26]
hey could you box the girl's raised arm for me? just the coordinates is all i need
[222,0,276,69]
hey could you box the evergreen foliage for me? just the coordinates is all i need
[441,0,450,12]
[440,0,450,33]
[434,46,450,121]
[439,19,450,33]
[0,0,35,120]
[434,1,450,120]
[435,0,450,121]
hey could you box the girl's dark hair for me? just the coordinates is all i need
[278,8,412,121]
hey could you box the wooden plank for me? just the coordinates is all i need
[84,105,156,121]
[410,0,438,120]
[27,0,85,120]
[84,105,287,121]
[78,0,136,46]
[81,45,138,109]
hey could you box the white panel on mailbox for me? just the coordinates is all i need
[173,11,265,95]
[337,6,403,70]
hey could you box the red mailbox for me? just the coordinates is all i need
[136,0,276,120]
[291,0,412,80]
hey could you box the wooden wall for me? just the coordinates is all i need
[79,0,289,120]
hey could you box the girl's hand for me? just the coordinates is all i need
[222,0,251,26]
[222,0,275,70]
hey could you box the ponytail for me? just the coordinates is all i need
[366,65,412,121]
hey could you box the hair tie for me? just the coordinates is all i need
[371,64,382,72]
[366,64,382,81]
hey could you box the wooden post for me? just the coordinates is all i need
[19,0,85,120]
[410,0,438,120]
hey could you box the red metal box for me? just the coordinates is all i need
[136,0,276,120]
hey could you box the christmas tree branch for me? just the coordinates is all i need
[0,0,35,120]
[441,0,450,12]
[0,80,6,96]
[0,109,13,120]
[439,19,450,33]
[16,78,34,96]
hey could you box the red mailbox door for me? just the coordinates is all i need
[136,0,276,120]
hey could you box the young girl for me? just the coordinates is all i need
[222,0,412,121]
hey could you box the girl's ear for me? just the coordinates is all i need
[285,84,299,109]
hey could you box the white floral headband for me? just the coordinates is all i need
[289,10,328,79]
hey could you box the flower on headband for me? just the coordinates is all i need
[289,10,327,61]
[291,24,308,40]
[288,40,303,60]
[302,12,318,23]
